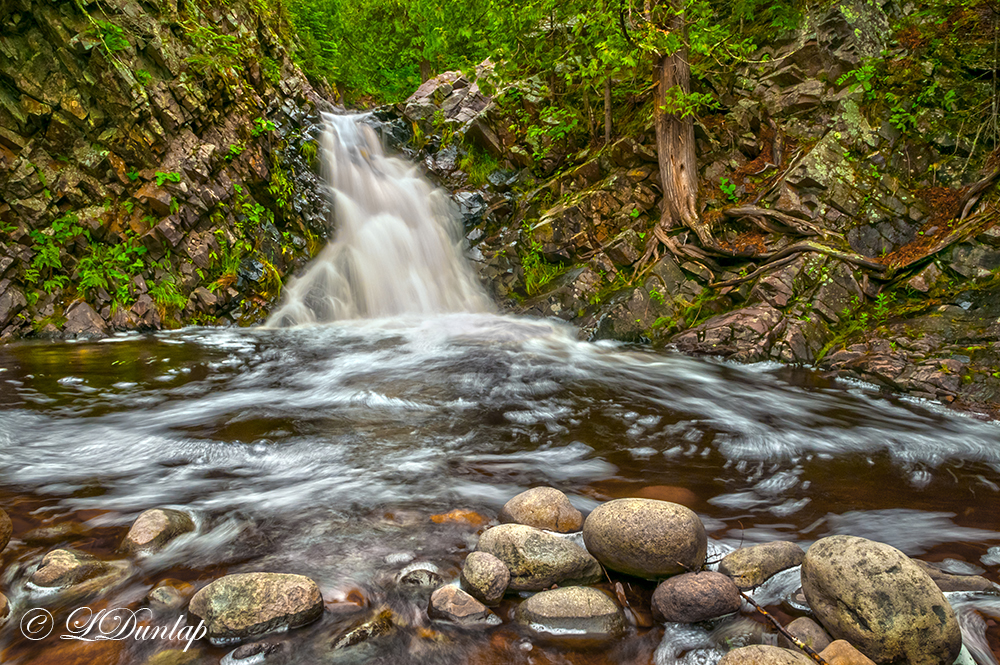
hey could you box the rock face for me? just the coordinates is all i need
[476,523,602,591]
[718,645,814,665]
[460,551,510,606]
[651,571,741,623]
[718,541,805,590]
[515,586,624,638]
[498,487,583,533]
[121,508,195,554]
[188,573,324,640]
[801,536,962,665]
[582,498,707,578]
[0,508,10,552]
[428,585,499,627]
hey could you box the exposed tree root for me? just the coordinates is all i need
[722,205,829,238]
[711,241,887,288]
[959,167,1000,220]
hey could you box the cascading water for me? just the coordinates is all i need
[266,113,490,326]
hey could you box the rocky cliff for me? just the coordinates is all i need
[387,0,1000,414]
[0,0,332,339]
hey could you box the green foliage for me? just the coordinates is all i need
[260,57,282,85]
[89,19,130,53]
[226,143,245,161]
[719,177,738,202]
[149,275,187,312]
[301,141,319,167]
[126,168,140,182]
[252,117,278,137]
[521,240,562,295]
[184,21,243,76]
[134,69,152,86]
[155,171,182,186]
[76,236,148,305]
[457,147,500,187]
[25,213,87,292]
[267,157,294,210]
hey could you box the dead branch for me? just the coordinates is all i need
[711,255,798,288]
[738,590,830,665]
[891,209,998,271]
[959,167,1000,220]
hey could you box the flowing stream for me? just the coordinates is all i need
[1,114,1000,664]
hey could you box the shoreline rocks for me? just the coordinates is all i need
[188,572,324,641]
[498,487,583,533]
[801,535,962,665]
[719,541,805,590]
[651,571,741,623]
[583,498,707,579]
[460,551,510,605]
[476,523,602,591]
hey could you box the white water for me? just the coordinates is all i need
[266,113,490,326]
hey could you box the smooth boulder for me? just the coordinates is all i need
[583,498,706,578]
[498,487,582,533]
[121,508,195,554]
[460,551,510,605]
[913,559,996,593]
[652,571,741,623]
[30,549,130,592]
[428,585,499,626]
[188,573,323,640]
[476,524,602,591]
[718,541,804,590]
[779,617,832,652]
[820,640,877,665]
[515,586,624,638]
[801,535,962,665]
[718,645,814,664]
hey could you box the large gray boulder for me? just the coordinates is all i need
[498,487,582,533]
[801,535,962,665]
[718,541,804,590]
[476,524,602,591]
[515,586,624,638]
[188,573,324,640]
[582,498,706,578]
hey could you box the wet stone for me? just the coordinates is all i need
[0,507,10,552]
[30,549,128,590]
[476,523,602,591]
[121,508,195,554]
[719,645,814,665]
[652,571,741,623]
[396,562,443,588]
[499,486,583,533]
[515,586,625,638]
[428,585,499,627]
[582,498,707,579]
[820,640,877,665]
[913,559,997,593]
[779,617,832,652]
[188,572,324,641]
[460,551,509,606]
[718,541,805,590]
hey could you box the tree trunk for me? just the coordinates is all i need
[651,5,712,247]
[604,76,612,144]
[419,59,432,82]
[583,85,595,142]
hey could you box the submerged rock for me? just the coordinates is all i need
[582,498,707,578]
[779,617,832,651]
[718,541,805,590]
[331,609,394,650]
[30,549,130,593]
[719,645,814,664]
[801,535,962,665]
[188,572,324,641]
[428,585,499,627]
[460,551,510,605]
[913,559,997,593]
[651,571,741,623]
[121,508,196,554]
[146,579,195,611]
[515,586,624,638]
[476,523,602,591]
[498,487,583,533]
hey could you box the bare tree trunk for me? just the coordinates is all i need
[653,45,710,245]
[419,59,432,82]
[583,86,595,142]
[604,76,613,144]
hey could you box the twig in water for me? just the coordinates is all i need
[737,590,829,665]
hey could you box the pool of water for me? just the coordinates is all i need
[1,313,998,664]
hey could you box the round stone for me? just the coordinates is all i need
[476,523,602,591]
[718,541,804,590]
[0,508,11,553]
[779,617,832,652]
[719,645,814,664]
[428,585,499,626]
[582,498,707,578]
[499,487,583,533]
[652,571,741,623]
[460,551,510,605]
[801,535,962,665]
[515,586,624,638]
[121,508,195,554]
[188,572,324,640]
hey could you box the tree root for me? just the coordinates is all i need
[722,205,829,238]
[711,241,887,288]
[959,167,1000,220]
[738,590,830,665]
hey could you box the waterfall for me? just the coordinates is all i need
[266,113,490,326]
